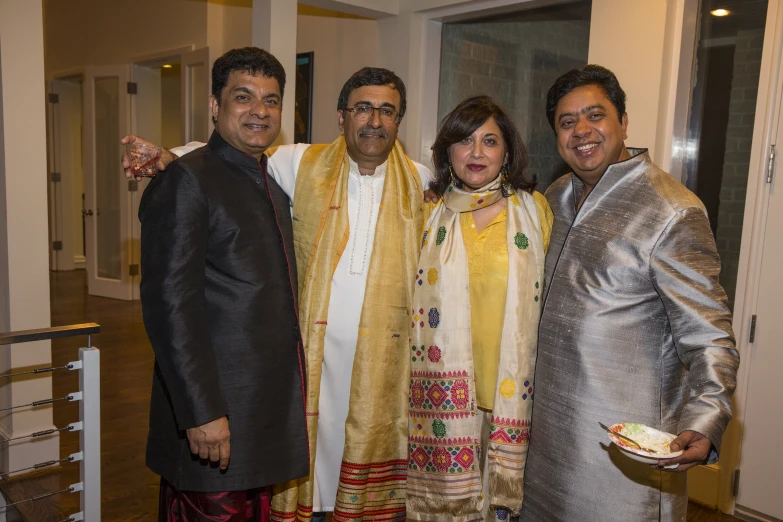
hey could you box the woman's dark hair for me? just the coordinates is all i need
[337,67,407,118]
[430,95,534,197]
[545,64,626,132]
[212,47,286,102]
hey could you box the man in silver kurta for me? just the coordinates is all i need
[520,65,739,521]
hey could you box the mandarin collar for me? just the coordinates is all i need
[208,130,267,171]
[569,147,649,204]
[569,147,651,222]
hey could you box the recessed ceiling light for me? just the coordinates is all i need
[711,8,730,17]
[162,64,173,69]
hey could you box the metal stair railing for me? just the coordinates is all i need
[0,323,101,522]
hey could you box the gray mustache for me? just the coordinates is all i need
[358,129,387,138]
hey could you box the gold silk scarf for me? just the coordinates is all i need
[269,136,423,522]
[406,181,544,521]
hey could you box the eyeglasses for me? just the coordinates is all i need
[342,104,400,124]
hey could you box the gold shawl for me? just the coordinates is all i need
[406,187,545,521]
[269,136,423,522]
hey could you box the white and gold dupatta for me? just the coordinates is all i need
[406,181,545,520]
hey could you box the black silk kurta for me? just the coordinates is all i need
[140,131,308,492]
[521,150,739,521]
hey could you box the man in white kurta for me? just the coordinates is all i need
[168,68,430,520]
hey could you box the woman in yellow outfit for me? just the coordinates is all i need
[406,96,552,522]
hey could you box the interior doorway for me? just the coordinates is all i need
[47,74,85,273]
[46,46,211,301]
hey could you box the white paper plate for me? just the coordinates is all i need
[607,422,682,469]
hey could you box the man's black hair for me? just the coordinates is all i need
[546,64,626,132]
[336,67,407,118]
[212,47,286,102]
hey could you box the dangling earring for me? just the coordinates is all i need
[449,164,460,188]
[500,164,512,197]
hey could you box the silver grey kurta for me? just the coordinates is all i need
[520,150,739,521]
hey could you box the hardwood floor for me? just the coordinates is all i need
[0,270,158,521]
[0,270,743,521]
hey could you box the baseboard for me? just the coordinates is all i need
[688,463,720,508]
[74,255,86,269]
[736,504,783,522]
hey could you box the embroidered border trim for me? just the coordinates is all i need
[408,440,479,473]
[411,370,469,378]
[491,416,531,427]
[269,504,312,522]
[489,418,531,445]
[408,410,472,420]
[408,436,475,445]
[334,460,407,522]
[409,378,473,412]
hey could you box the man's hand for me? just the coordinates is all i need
[186,416,231,470]
[423,188,439,203]
[121,135,176,180]
[655,430,711,472]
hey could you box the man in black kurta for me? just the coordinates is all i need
[140,47,308,521]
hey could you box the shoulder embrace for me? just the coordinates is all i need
[140,153,207,209]
[412,160,433,187]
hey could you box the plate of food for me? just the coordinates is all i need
[605,422,682,469]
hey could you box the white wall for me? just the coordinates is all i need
[44,0,256,77]
[586,0,670,162]
[297,14,381,144]
[0,0,59,474]
[208,1,253,59]
[44,0,211,76]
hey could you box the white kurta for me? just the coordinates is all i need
[173,141,431,511]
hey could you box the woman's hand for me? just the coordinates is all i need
[423,189,439,203]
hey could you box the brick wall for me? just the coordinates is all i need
[716,28,765,308]
[439,19,590,191]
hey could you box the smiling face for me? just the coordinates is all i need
[449,117,507,191]
[554,84,629,187]
[210,71,281,159]
[338,84,401,171]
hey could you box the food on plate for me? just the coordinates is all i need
[607,422,679,457]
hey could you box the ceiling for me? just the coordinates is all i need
[702,0,769,39]
[450,0,767,38]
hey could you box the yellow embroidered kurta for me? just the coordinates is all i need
[460,192,553,410]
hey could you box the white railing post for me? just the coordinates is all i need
[79,347,100,521]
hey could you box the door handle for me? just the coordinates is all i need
[82,209,93,216]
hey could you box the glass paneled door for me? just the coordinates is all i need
[83,65,133,300]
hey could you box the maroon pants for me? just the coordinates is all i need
[158,478,271,522]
